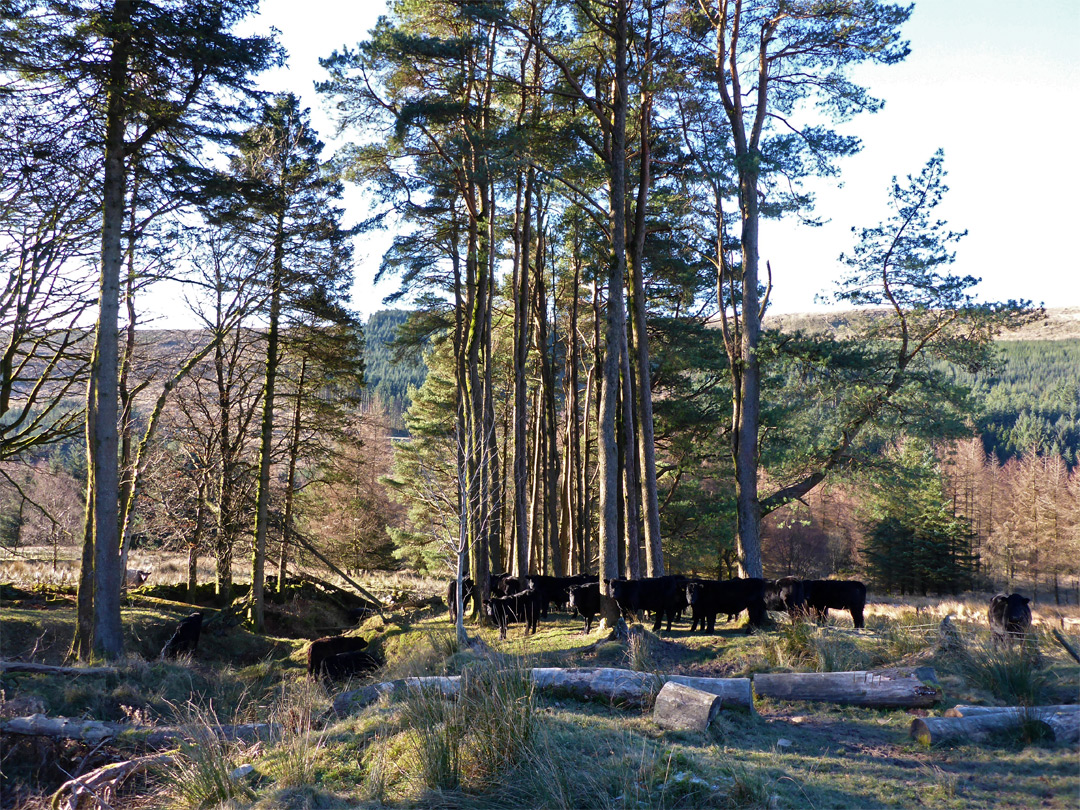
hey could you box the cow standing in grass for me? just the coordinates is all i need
[484,589,542,639]
[989,593,1032,647]
[803,580,867,628]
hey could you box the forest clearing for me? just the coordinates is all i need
[2,556,1079,809]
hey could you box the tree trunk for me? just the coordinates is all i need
[534,205,563,577]
[512,168,533,578]
[250,215,285,632]
[279,356,308,592]
[753,668,942,708]
[621,320,641,579]
[598,0,630,595]
[71,385,95,662]
[91,0,132,660]
[628,44,662,577]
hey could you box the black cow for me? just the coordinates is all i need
[484,589,543,639]
[989,593,1032,647]
[446,577,476,621]
[307,635,369,678]
[319,650,382,680]
[764,576,807,618]
[161,612,202,659]
[568,582,601,634]
[610,576,685,633]
[525,574,596,617]
[686,579,766,634]
[803,579,866,628]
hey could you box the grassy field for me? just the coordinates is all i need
[1,558,1078,809]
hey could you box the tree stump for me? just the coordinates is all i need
[653,682,725,732]
[753,667,941,708]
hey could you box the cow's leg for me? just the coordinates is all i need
[851,606,865,629]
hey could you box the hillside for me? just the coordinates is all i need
[763,306,1080,341]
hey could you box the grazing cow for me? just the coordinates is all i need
[161,612,202,659]
[307,635,369,678]
[803,579,866,628]
[989,593,1032,647]
[125,568,152,588]
[568,582,601,634]
[319,650,382,681]
[484,589,542,639]
[685,579,767,634]
[764,576,807,618]
[446,577,476,621]
[610,576,685,633]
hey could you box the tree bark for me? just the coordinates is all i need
[752,668,942,708]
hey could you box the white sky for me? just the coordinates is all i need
[150,0,1080,325]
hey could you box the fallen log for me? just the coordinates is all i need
[752,667,942,708]
[530,668,754,711]
[944,704,1078,718]
[653,682,726,733]
[0,662,119,676]
[1051,629,1080,664]
[330,668,755,717]
[0,714,277,747]
[912,708,1080,746]
[52,753,174,810]
[331,676,462,717]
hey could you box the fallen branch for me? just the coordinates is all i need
[1051,628,1080,664]
[51,753,174,810]
[0,662,119,677]
[752,667,942,708]
[291,534,385,619]
[1,714,277,747]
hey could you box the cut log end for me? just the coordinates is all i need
[653,682,724,733]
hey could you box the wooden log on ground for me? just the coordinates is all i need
[944,704,1079,718]
[0,661,119,676]
[0,714,277,747]
[530,668,754,710]
[753,667,942,708]
[330,668,755,717]
[933,705,1079,745]
[330,676,462,717]
[52,753,174,810]
[653,682,726,733]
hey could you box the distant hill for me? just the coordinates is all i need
[361,310,428,427]
[760,307,1080,466]
[763,306,1080,341]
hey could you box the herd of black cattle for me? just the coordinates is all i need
[449,573,868,640]
[147,576,1034,682]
